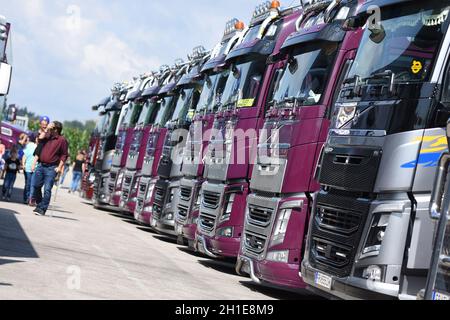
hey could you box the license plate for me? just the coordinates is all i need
[177,224,183,235]
[241,260,251,275]
[151,218,157,227]
[433,291,450,300]
[315,272,332,290]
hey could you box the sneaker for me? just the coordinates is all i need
[34,207,46,216]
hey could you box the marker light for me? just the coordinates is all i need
[270,0,281,9]
[235,21,245,31]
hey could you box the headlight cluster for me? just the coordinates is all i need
[362,214,389,257]
[88,173,96,183]
[217,227,233,238]
[266,250,289,263]
[116,171,125,188]
[220,193,235,222]
[270,209,292,247]
[146,183,155,200]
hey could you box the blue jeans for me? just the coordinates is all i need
[33,165,58,212]
[71,171,82,192]
[60,166,70,185]
[24,172,34,203]
[2,172,16,198]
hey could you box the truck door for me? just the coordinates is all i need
[424,58,450,300]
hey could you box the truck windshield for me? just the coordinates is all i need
[170,88,194,122]
[105,111,120,136]
[94,114,107,135]
[137,98,158,126]
[220,57,266,109]
[154,94,177,127]
[347,2,449,86]
[242,25,261,44]
[270,43,339,107]
[197,70,230,113]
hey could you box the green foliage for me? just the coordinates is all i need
[63,127,91,162]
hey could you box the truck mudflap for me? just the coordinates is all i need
[301,260,399,300]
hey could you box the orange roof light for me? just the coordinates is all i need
[271,0,281,9]
[235,21,245,30]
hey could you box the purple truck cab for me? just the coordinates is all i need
[106,78,151,209]
[119,74,164,215]
[235,0,364,289]
[135,63,187,225]
[194,2,302,259]
[151,49,211,237]
[175,19,247,246]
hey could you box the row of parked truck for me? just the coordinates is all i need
[81,0,450,300]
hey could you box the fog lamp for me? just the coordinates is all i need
[266,250,289,263]
[218,227,233,238]
[362,265,382,282]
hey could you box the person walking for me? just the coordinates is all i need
[32,121,69,216]
[59,156,71,186]
[1,150,21,201]
[22,133,37,204]
[69,152,85,194]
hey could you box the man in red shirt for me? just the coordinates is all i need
[33,121,69,216]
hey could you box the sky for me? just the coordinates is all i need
[1,0,297,122]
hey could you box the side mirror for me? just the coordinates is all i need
[0,62,12,96]
[369,25,386,44]
[446,119,450,139]
[6,105,16,122]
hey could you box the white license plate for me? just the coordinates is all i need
[433,291,450,300]
[315,272,332,290]
[151,218,157,227]
[177,224,183,235]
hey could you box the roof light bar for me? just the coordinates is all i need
[251,1,281,25]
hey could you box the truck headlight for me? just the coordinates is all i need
[270,209,292,247]
[116,171,124,188]
[193,193,201,210]
[362,265,383,282]
[266,250,289,263]
[217,227,233,238]
[362,214,389,257]
[89,174,96,183]
[220,193,235,222]
[146,183,155,199]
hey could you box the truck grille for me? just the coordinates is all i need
[153,203,162,220]
[319,147,382,193]
[316,206,361,235]
[154,186,165,202]
[122,190,129,201]
[124,176,132,187]
[244,232,267,255]
[180,186,192,202]
[312,238,352,268]
[199,212,216,232]
[248,205,273,227]
[202,191,220,209]
[308,190,370,278]
[177,204,189,222]
[139,183,147,194]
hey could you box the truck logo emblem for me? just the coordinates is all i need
[411,60,423,74]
